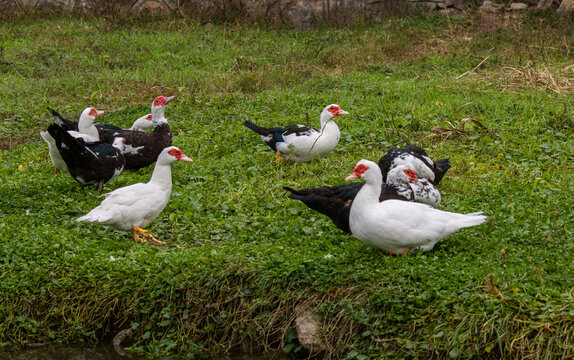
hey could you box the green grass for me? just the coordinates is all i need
[1,9,573,359]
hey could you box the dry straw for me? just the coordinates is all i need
[465,61,574,94]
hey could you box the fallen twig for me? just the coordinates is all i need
[0,53,24,78]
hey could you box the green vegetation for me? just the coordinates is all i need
[1,9,573,359]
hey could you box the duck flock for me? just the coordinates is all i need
[41,98,486,254]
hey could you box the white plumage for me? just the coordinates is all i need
[66,107,104,142]
[76,146,192,245]
[346,159,486,255]
[385,165,441,208]
[129,113,153,131]
[244,104,350,162]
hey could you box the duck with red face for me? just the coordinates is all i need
[346,159,485,255]
[76,146,192,245]
[243,104,350,162]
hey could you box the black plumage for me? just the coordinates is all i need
[111,122,172,171]
[243,120,315,152]
[284,182,412,234]
[284,145,448,234]
[47,124,125,192]
[51,109,172,171]
[378,145,451,184]
[48,108,125,139]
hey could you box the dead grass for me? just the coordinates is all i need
[0,136,28,150]
[466,63,574,94]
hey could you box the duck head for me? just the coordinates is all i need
[158,146,193,165]
[130,113,153,131]
[386,165,418,185]
[320,104,349,125]
[345,159,381,183]
[151,96,175,126]
[112,137,126,152]
[78,107,104,126]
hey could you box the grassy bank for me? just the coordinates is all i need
[1,9,573,359]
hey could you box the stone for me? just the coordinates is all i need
[537,0,554,8]
[416,2,441,11]
[557,0,574,13]
[479,1,505,13]
[295,310,326,355]
[439,7,462,15]
[509,2,529,9]
[132,0,173,13]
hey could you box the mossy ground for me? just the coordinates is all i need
[0,9,573,359]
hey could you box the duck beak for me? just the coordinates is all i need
[345,173,359,181]
[96,110,105,117]
[179,155,193,162]
[165,96,176,104]
[338,109,350,116]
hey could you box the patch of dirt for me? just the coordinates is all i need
[0,136,29,150]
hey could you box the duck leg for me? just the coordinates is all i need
[275,151,282,163]
[132,226,166,246]
[54,168,61,174]
[97,181,104,193]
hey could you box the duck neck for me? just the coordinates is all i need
[78,119,99,140]
[318,119,340,143]
[152,107,168,128]
[149,162,173,192]
[355,174,382,206]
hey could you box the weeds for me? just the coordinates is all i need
[1,10,573,360]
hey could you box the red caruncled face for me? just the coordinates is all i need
[353,164,369,178]
[168,148,185,160]
[403,168,418,182]
[327,105,342,116]
[89,108,99,117]
[154,96,168,106]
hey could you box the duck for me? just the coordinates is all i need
[379,145,451,185]
[76,146,192,245]
[346,159,486,255]
[41,107,105,173]
[387,165,441,207]
[284,165,440,234]
[243,104,350,162]
[48,108,153,135]
[65,107,104,142]
[101,95,175,171]
[47,124,126,192]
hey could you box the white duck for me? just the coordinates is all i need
[76,146,192,245]
[243,104,350,162]
[346,159,486,255]
[386,165,441,208]
[40,107,105,173]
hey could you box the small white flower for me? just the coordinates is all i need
[25,209,30,215]
[109,256,117,261]
[324,254,334,259]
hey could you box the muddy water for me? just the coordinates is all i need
[0,343,290,360]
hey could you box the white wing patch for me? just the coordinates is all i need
[123,144,145,155]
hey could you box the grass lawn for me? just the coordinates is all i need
[0,9,573,359]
